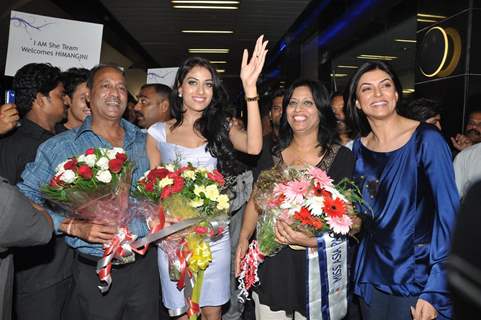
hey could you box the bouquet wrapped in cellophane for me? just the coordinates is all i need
[134,163,230,320]
[41,147,141,293]
[237,164,362,302]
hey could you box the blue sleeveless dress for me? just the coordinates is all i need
[148,122,230,314]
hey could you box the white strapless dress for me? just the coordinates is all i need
[147,122,230,314]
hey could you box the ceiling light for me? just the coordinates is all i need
[172,1,240,3]
[216,69,225,73]
[330,73,348,77]
[336,65,358,69]
[417,18,437,23]
[394,39,416,43]
[357,54,397,61]
[182,30,234,34]
[188,48,230,53]
[209,60,227,64]
[173,5,238,9]
[403,89,415,94]
[417,13,447,19]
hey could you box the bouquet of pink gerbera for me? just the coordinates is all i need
[237,164,362,302]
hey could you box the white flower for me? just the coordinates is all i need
[182,170,196,180]
[106,149,118,160]
[55,160,68,173]
[216,194,230,210]
[204,184,220,201]
[96,157,109,170]
[194,185,206,197]
[158,177,173,188]
[96,170,112,183]
[165,164,175,172]
[84,154,97,168]
[59,169,76,184]
[306,196,325,217]
[190,198,204,208]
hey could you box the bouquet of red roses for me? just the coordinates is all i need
[134,163,229,320]
[237,164,362,303]
[41,147,139,292]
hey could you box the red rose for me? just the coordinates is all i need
[207,170,225,186]
[63,158,78,171]
[145,181,154,192]
[170,174,184,193]
[85,148,95,155]
[160,186,172,199]
[49,174,63,188]
[148,168,169,181]
[115,152,127,163]
[108,159,123,173]
[78,165,93,180]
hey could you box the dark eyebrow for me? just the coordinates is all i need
[359,78,391,87]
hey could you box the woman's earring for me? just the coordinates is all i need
[178,92,182,98]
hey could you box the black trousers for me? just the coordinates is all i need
[15,276,72,320]
[66,248,161,320]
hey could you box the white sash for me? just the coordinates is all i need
[307,234,348,320]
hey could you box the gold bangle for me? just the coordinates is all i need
[245,95,259,102]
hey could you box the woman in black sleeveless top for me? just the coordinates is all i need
[235,79,354,319]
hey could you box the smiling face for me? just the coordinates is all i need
[88,67,128,121]
[355,69,399,121]
[178,65,213,114]
[286,86,320,134]
[66,82,90,122]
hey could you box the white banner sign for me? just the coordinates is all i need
[147,67,179,88]
[5,10,103,76]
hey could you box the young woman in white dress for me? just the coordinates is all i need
[146,35,268,320]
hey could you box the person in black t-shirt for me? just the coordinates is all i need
[0,63,74,320]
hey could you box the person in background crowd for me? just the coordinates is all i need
[123,96,138,124]
[401,98,442,131]
[252,88,284,180]
[331,92,355,148]
[0,178,53,320]
[453,141,481,198]
[0,63,73,320]
[0,63,65,185]
[450,108,481,151]
[0,104,19,135]
[447,180,481,319]
[18,64,159,320]
[56,68,90,133]
[345,61,458,320]
[147,36,267,320]
[236,79,354,319]
[134,83,171,129]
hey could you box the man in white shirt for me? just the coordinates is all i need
[453,142,481,197]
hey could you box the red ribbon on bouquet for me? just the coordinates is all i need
[237,240,266,303]
[176,239,193,290]
[96,227,137,293]
[96,208,166,293]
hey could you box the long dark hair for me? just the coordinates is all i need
[275,79,338,155]
[344,61,403,137]
[170,57,245,176]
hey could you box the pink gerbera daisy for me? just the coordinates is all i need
[326,215,353,235]
[284,180,310,204]
[309,167,333,187]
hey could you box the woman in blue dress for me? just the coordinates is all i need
[146,36,268,320]
[344,61,459,320]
